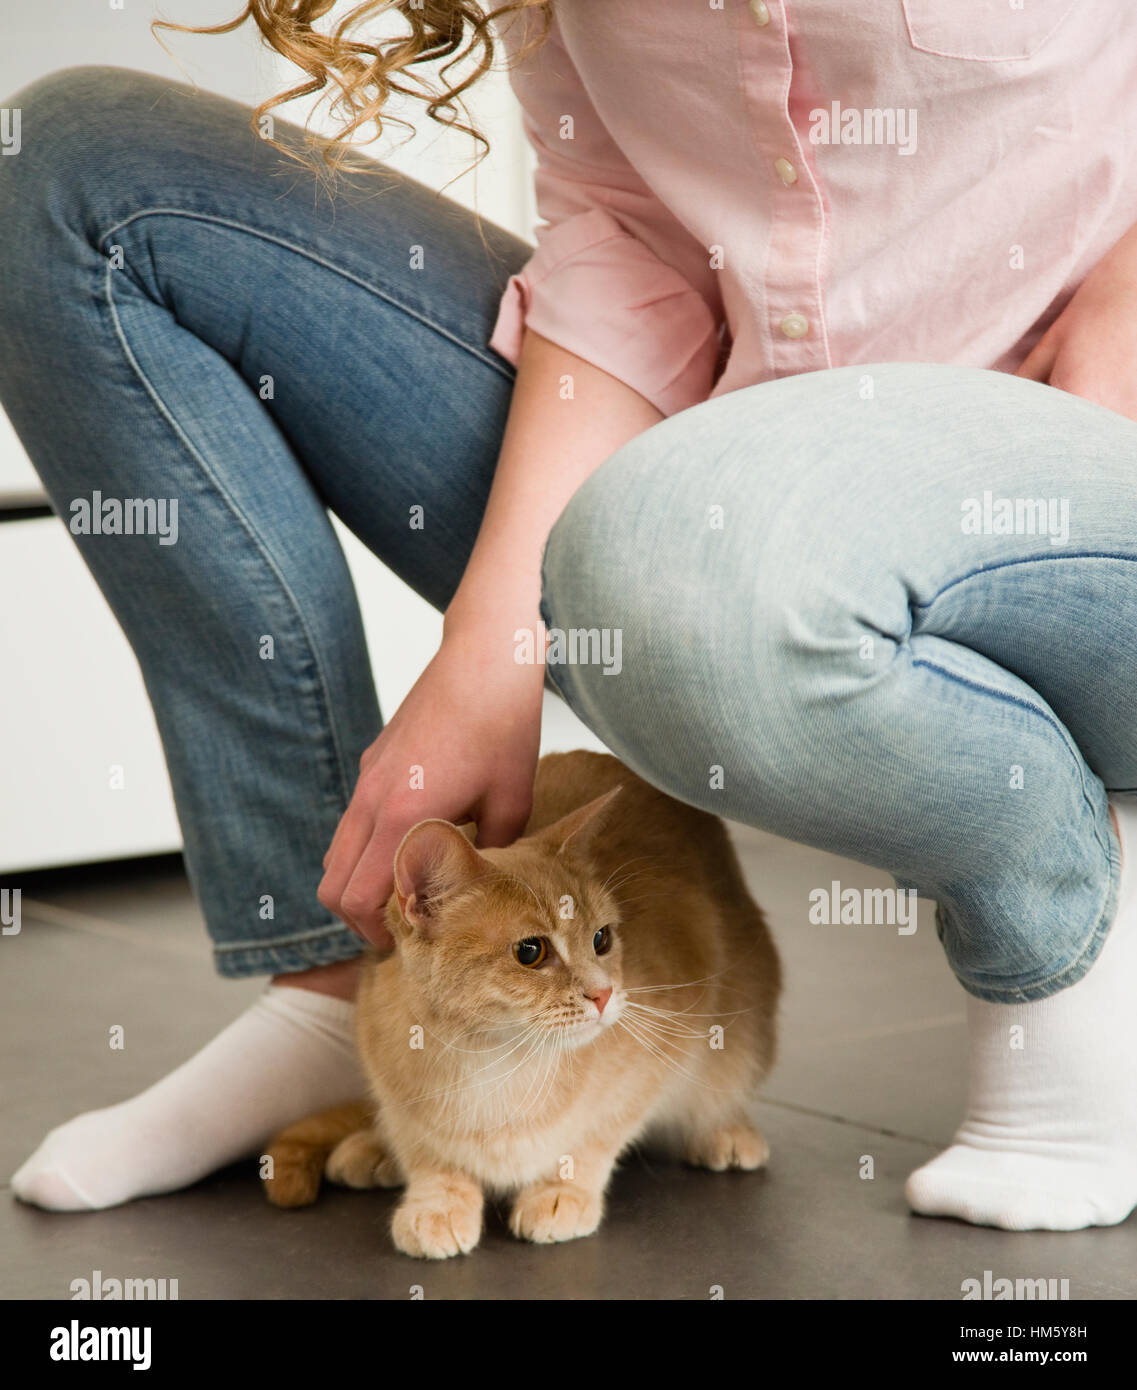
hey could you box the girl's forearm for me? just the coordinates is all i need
[443,328,664,647]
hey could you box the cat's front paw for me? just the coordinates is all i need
[391,1180,483,1259]
[686,1122,770,1172]
[325,1130,402,1190]
[510,1183,603,1244]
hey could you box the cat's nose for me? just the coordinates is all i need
[585,986,613,1015]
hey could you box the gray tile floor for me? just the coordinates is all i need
[3,827,1134,1300]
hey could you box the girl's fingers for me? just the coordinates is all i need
[338,828,404,945]
[473,786,533,850]
[317,798,377,934]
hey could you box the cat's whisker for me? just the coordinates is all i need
[400,1022,545,1108]
[626,1024,742,1092]
[402,1026,550,1146]
[456,1034,549,1123]
[623,978,724,995]
[596,855,653,896]
[624,1001,729,1036]
[623,962,755,997]
[620,1008,703,1055]
[502,1023,562,1126]
[605,880,662,907]
[521,1011,590,1118]
[626,1021,710,1042]
[623,1023,738,1046]
[620,1010,705,1049]
[616,1013,699,1080]
[565,1023,578,1093]
[630,999,754,1017]
[433,1024,535,1055]
[603,867,647,889]
[494,868,548,919]
[620,1005,724,1040]
[624,999,756,1023]
[362,998,531,1057]
[606,879,669,906]
[617,1014,735,1095]
[530,1033,565,1121]
[603,878,668,900]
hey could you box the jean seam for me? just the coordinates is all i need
[911,653,1117,1000]
[214,935,365,978]
[910,654,1107,858]
[213,923,354,952]
[96,207,517,382]
[102,256,354,821]
[911,550,1137,611]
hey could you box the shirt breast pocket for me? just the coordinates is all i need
[901,0,1077,62]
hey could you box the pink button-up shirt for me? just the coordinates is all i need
[488,1,1137,418]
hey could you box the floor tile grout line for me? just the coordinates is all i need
[757,1094,942,1149]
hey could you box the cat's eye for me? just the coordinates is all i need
[513,937,548,968]
[593,926,612,956]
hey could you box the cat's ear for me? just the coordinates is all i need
[539,784,623,858]
[392,819,489,935]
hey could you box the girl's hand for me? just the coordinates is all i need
[317,622,545,947]
[1017,225,1137,422]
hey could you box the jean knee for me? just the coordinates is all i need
[0,65,201,234]
[0,65,135,194]
[0,68,148,319]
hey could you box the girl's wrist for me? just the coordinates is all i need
[442,589,548,679]
[443,578,543,644]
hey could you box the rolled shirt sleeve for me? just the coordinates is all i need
[489,13,722,418]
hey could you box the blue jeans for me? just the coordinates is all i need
[2,68,1135,1001]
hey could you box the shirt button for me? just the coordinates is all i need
[780,313,810,339]
[749,0,772,25]
[774,156,797,186]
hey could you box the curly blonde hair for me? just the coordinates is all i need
[154,1,552,175]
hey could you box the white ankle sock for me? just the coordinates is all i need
[905,795,1137,1231]
[10,985,366,1211]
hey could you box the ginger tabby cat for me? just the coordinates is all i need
[264,750,781,1258]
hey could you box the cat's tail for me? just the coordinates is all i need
[262,1099,373,1209]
